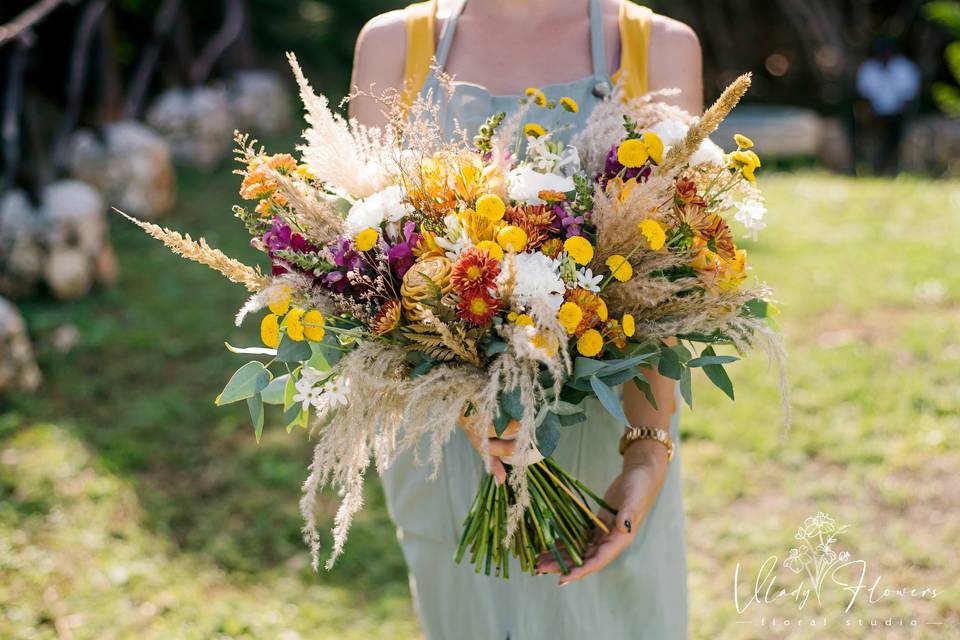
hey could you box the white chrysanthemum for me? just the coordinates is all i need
[575,267,603,292]
[344,185,411,235]
[690,139,726,167]
[498,252,565,311]
[651,119,725,167]
[734,198,768,240]
[506,166,575,205]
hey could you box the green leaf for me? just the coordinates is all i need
[551,400,584,415]
[702,348,735,401]
[558,412,587,427]
[283,405,305,432]
[742,299,769,319]
[589,375,629,426]
[277,334,312,363]
[248,392,265,442]
[215,361,271,405]
[485,340,508,356]
[307,342,331,372]
[410,359,438,378]
[536,413,562,456]
[679,366,693,409]
[656,344,682,380]
[224,342,277,356]
[632,374,657,409]
[261,374,288,405]
[500,387,524,422]
[599,368,640,388]
[573,357,608,380]
[687,354,739,368]
[598,352,657,377]
[283,370,299,412]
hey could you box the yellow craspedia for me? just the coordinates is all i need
[642,132,665,165]
[286,307,305,341]
[558,302,584,334]
[267,286,291,315]
[576,329,604,357]
[303,309,325,341]
[524,123,546,138]
[596,298,608,322]
[639,219,667,251]
[475,239,504,261]
[525,87,547,107]
[616,138,649,168]
[355,227,379,251]
[622,313,636,337]
[734,134,754,149]
[563,235,594,265]
[497,225,528,252]
[260,313,281,349]
[476,194,506,222]
[605,254,633,282]
[513,314,535,326]
[559,97,579,113]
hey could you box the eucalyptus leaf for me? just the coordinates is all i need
[598,352,657,377]
[702,347,735,401]
[277,334,312,363]
[283,370,299,412]
[632,375,657,409]
[536,413,562,456]
[261,374,288,405]
[558,412,587,427]
[657,344,682,380]
[500,387,524,421]
[573,357,608,380]
[248,392,265,442]
[687,354,739,368]
[679,366,693,409]
[215,361,271,405]
[742,298,769,318]
[485,340,508,356]
[551,400,584,416]
[599,368,640,388]
[589,375,629,426]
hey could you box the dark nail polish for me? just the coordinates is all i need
[624,519,632,533]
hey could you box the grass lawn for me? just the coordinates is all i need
[1,163,958,639]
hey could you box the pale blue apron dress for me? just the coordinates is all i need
[380,2,688,637]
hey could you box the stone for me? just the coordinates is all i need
[0,190,44,297]
[0,296,41,392]
[714,105,825,158]
[227,70,292,135]
[44,246,93,301]
[68,120,176,219]
[147,85,234,170]
[900,116,960,177]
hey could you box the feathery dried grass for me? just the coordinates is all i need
[116,209,268,292]
[590,173,675,268]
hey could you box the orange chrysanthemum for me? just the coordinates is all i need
[602,319,627,350]
[458,292,501,325]
[505,205,556,250]
[451,248,500,296]
[372,300,402,335]
[701,214,737,261]
[564,288,605,336]
[539,238,563,259]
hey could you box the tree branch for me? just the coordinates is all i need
[0,0,73,47]
[122,0,181,119]
[189,0,245,86]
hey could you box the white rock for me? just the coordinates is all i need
[147,85,234,169]
[0,296,41,391]
[0,190,44,296]
[41,180,107,255]
[227,70,291,134]
[44,245,93,301]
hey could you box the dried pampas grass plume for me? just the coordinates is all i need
[115,209,269,292]
[659,73,752,173]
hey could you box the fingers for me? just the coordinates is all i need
[485,437,517,458]
[557,532,631,586]
[534,545,575,575]
[489,456,507,486]
[614,475,650,535]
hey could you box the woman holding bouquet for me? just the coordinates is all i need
[351,1,701,637]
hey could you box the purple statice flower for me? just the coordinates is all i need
[386,220,421,279]
[597,143,653,188]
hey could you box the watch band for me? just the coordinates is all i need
[619,426,674,461]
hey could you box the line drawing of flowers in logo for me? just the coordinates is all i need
[783,511,851,605]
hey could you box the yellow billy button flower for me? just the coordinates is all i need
[355,227,379,251]
[524,123,547,138]
[642,132,665,165]
[577,329,604,357]
[260,313,281,349]
[729,150,761,183]
[563,235,594,265]
[303,309,325,341]
[616,138,649,168]
[622,313,636,337]
[734,134,754,149]
[605,254,633,282]
[513,314,535,326]
[475,239,505,260]
[497,225,528,252]
[559,97,579,113]
[558,302,584,335]
[639,219,667,251]
[267,286,292,315]
[285,307,305,341]
[476,194,506,222]
[525,87,547,107]
[596,298,609,322]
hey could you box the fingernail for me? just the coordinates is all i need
[624,519,632,533]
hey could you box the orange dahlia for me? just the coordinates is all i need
[372,300,402,335]
[458,292,500,325]
[564,288,606,336]
[451,248,500,296]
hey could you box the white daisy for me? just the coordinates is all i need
[575,267,603,292]
[498,252,565,311]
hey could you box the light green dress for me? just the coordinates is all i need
[381,2,688,638]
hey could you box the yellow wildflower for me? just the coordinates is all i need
[605,254,633,282]
[355,228,379,251]
[729,149,761,183]
[475,240,504,261]
[639,219,667,251]
[476,194,506,222]
[513,314,535,326]
[559,97,579,113]
[563,236,594,265]
[596,298,608,322]
[532,331,559,357]
[525,87,547,107]
[642,132,664,165]
[267,286,292,315]
[524,123,547,138]
[558,302,584,334]
[622,313,636,337]
[734,134,754,149]
[716,249,748,292]
[260,313,281,349]
[577,329,604,357]
[616,138,649,168]
[286,307,305,341]
[303,309,325,341]
[497,225,528,253]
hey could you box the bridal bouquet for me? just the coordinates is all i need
[123,54,785,578]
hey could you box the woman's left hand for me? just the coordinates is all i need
[535,439,669,586]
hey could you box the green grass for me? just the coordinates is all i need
[2,168,958,639]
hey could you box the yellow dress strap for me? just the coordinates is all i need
[611,1,653,100]
[402,1,436,108]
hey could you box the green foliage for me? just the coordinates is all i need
[927,1,960,115]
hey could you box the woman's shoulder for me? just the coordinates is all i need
[350,10,409,122]
[648,12,700,52]
[645,11,703,113]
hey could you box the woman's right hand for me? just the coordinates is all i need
[458,415,519,485]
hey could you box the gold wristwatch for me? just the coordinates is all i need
[619,426,674,461]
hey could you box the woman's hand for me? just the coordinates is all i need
[535,438,669,586]
[458,415,519,486]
